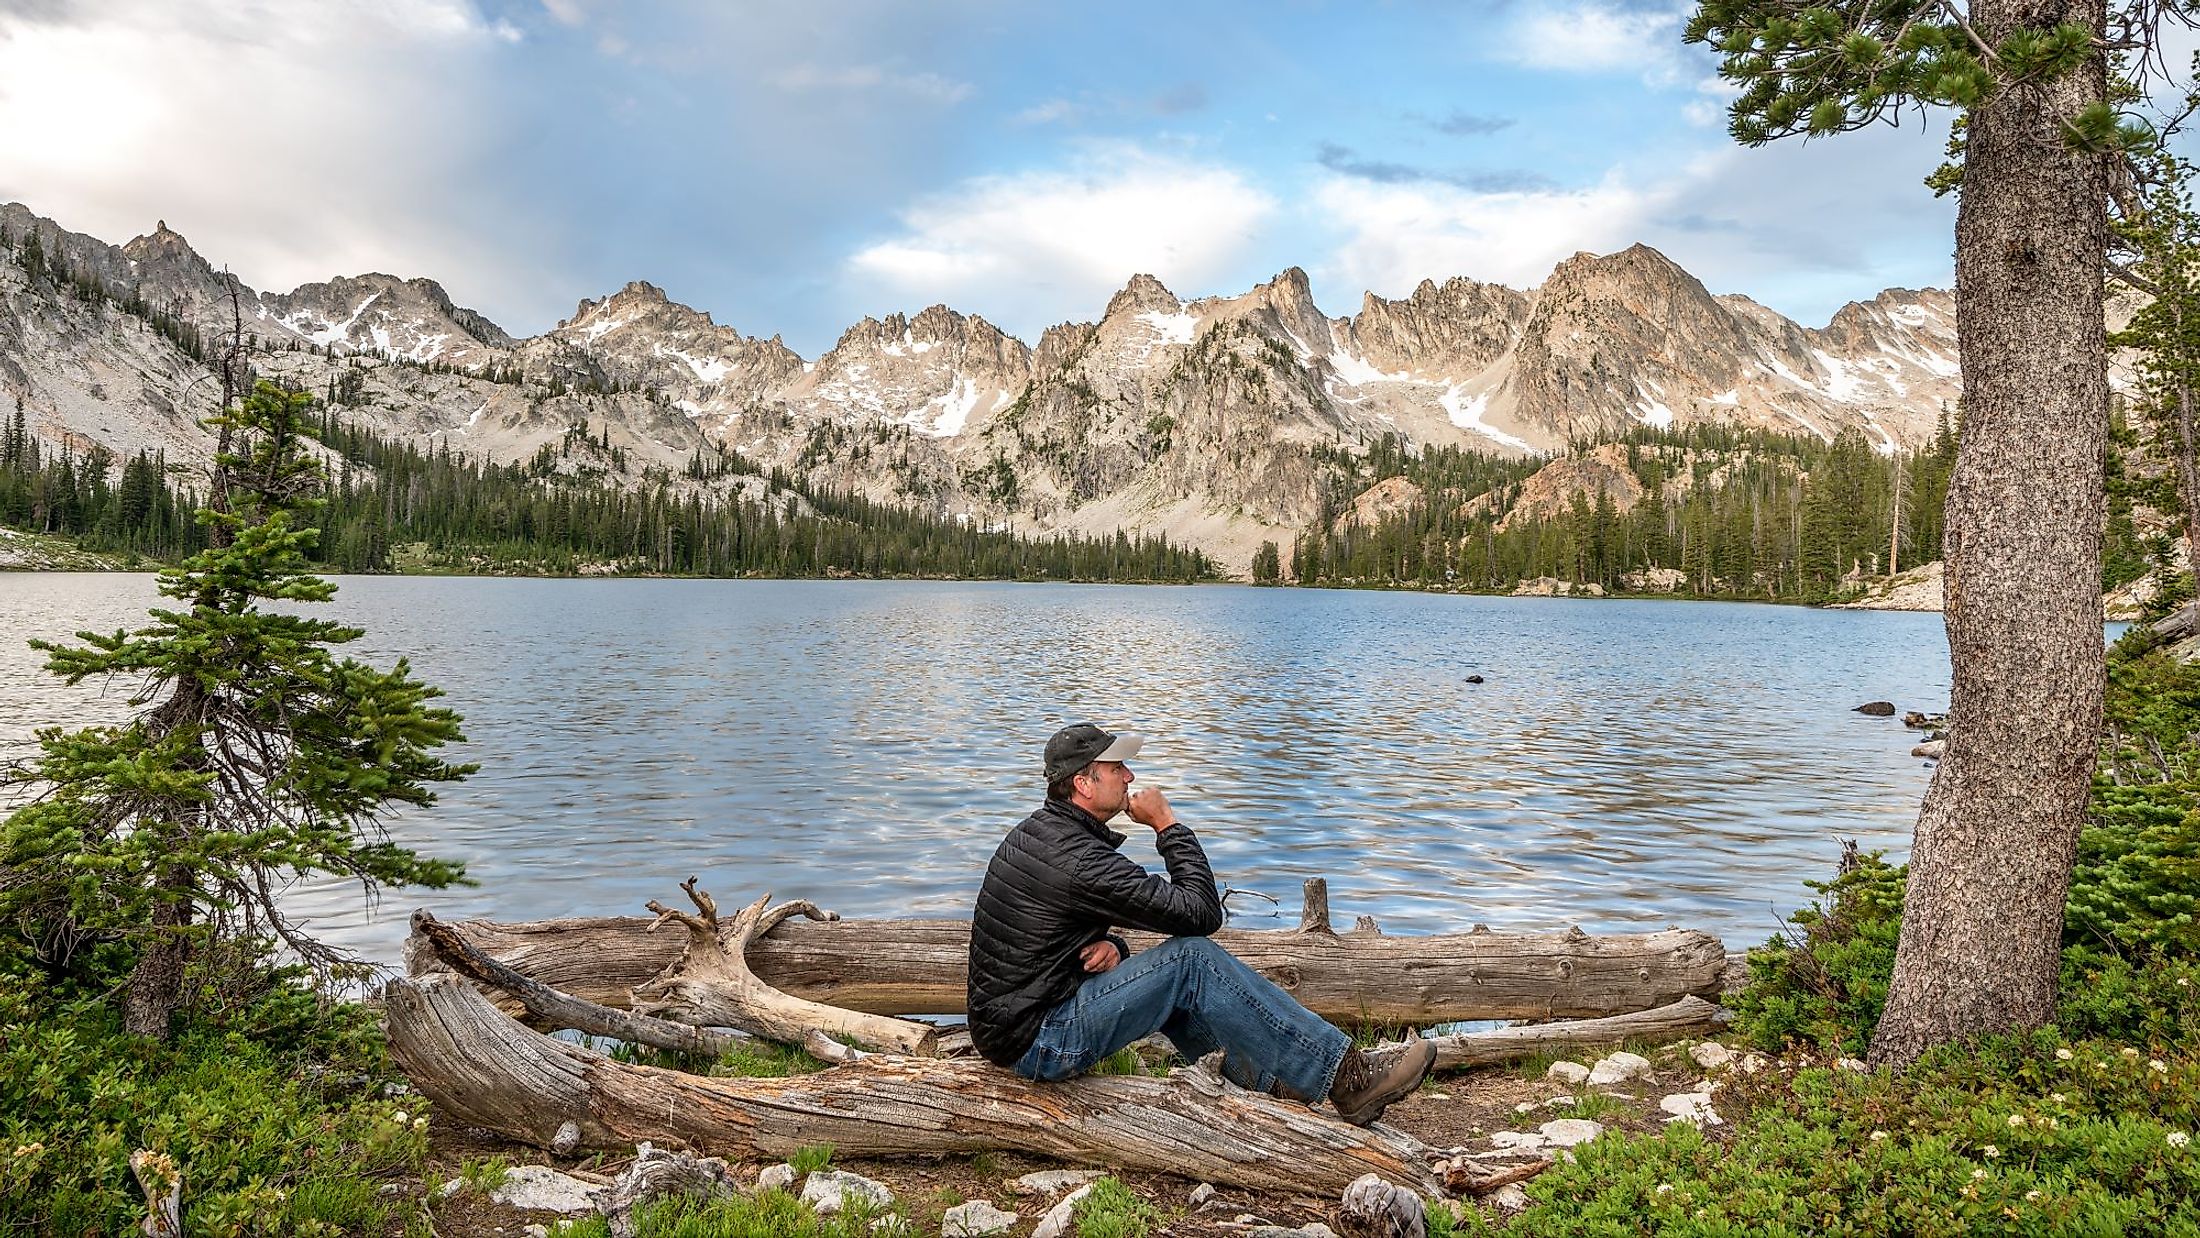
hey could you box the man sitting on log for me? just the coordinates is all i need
[967,723,1436,1125]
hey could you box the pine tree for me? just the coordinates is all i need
[0,381,473,1039]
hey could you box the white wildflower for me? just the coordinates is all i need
[2055,1048,2074,1061]
[2009,1114,2026,1127]
[2124,1047,2142,1059]
[2050,1093,2066,1103]
[2026,1190,2042,1201]
[1983,1145,2002,1159]
[2169,1132,2191,1149]
[2151,1059,2169,1073]
[1868,1130,1889,1142]
[1972,1168,1990,1180]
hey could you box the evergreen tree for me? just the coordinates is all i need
[0,381,472,1039]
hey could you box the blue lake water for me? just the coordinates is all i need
[0,574,1951,967]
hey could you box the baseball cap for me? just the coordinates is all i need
[1043,723,1144,781]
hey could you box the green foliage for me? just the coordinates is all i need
[1730,854,1907,1055]
[0,381,472,1020]
[0,963,428,1236]
[554,1185,891,1238]
[1069,1176,1162,1238]
[1250,539,1282,583]
[458,1153,514,1195]
[1450,1030,2200,1236]
[787,1143,836,1176]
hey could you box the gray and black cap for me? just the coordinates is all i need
[1043,723,1144,781]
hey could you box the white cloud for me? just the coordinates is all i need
[1503,2,1692,84]
[847,145,1277,335]
[0,0,560,321]
[773,63,974,105]
[1313,125,1958,326]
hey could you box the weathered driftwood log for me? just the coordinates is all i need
[410,882,1726,1025]
[384,974,1447,1196]
[1424,995,1729,1070]
[633,882,938,1056]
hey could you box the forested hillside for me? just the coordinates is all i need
[0,399,1213,582]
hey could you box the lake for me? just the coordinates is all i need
[0,574,1949,968]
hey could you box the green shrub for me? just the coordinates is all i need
[1729,854,1906,1054]
[787,1143,836,1176]
[1071,1176,1162,1238]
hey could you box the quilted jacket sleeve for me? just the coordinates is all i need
[1062,823,1224,938]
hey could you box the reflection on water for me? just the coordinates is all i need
[0,574,1949,965]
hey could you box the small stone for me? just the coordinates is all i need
[941,1200,1018,1237]
[1659,1092,1723,1127]
[1739,1054,1766,1075]
[1031,1184,1096,1238]
[1855,701,1896,716]
[757,1164,796,1192]
[1542,1095,1577,1108]
[524,1226,549,1238]
[1009,1169,1102,1196]
[801,1169,892,1215]
[1546,1061,1591,1084]
[435,1179,464,1199]
[490,1166,597,1214]
[1514,1101,1537,1114]
[1247,1227,1339,1238]
[1538,1118,1606,1147]
[1493,1183,1531,1210]
[1836,1057,1868,1073]
[1423,1092,1451,1101]
[1190,1183,1218,1209]
[1688,1042,1734,1070]
[1490,1130,1546,1151]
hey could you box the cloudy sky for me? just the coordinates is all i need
[0,0,1985,356]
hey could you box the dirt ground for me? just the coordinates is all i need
[393,1039,1767,1237]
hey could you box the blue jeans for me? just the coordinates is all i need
[1012,936,1350,1100]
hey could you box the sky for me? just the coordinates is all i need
[0,0,2020,357]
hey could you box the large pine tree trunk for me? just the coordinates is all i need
[1869,0,2110,1068]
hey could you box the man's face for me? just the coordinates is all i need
[1075,760,1133,817]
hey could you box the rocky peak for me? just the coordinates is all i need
[1102,273,1182,320]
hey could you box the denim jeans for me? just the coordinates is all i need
[1012,936,1350,1099]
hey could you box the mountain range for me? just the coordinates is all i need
[0,201,1965,572]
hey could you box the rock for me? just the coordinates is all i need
[1190,1183,1219,1209]
[1911,740,1946,760]
[757,1163,796,1192]
[1542,1095,1578,1108]
[941,1200,1018,1237]
[1689,1041,1734,1070]
[1901,711,1948,729]
[1009,1169,1102,1196]
[1659,1092,1723,1126]
[1586,1050,1653,1086]
[1538,1118,1606,1147]
[435,1179,464,1199]
[1030,1184,1096,1238]
[1740,1053,1767,1075]
[1248,1226,1340,1238]
[1490,1130,1546,1151]
[490,1166,597,1214]
[1546,1060,1591,1084]
[525,1226,549,1238]
[801,1169,892,1215]
[1493,1183,1531,1210]
[1855,701,1897,716]
[1836,1057,1868,1073]
[1622,565,1688,593]
[1465,674,1485,684]
[1339,1173,1426,1238]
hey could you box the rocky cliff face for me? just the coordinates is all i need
[0,198,1977,573]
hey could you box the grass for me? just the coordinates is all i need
[556,1188,896,1238]
[787,1143,836,1176]
[458,1153,513,1195]
[1070,1176,1165,1238]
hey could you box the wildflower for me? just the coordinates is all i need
[2045,1117,2059,1130]
[2009,1114,2026,1128]
[2124,1047,2142,1059]
[2056,1048,2074,1061]
[11,1143,41,1158]
[1656,1184,1674,1195]
[2151,1059,2169,1073]
[1983,1145,2002,1159]
[2026,1190,2042,1202]
[2050,1092,2066,1103]
[2180,978,2190,988]
[1869,1130,1889,1142]
[1972,1168,1990,1180]
[2170,1132,2191,1149]
[413,1117,429,1131]
[393,1110,409,1126]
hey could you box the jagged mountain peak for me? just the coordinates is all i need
[1103,272,1182,319]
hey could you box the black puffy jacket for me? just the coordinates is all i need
[966,798,1226,1066]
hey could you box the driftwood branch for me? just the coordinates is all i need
[632,885,938,1056]
[410,908,1727,1026]
[383,975,1448,1197]
[1425,995,1727,1070]
[129,1150,182,1238]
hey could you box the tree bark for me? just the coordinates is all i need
[407,910,1728,1025]
[1870,0,2111,1068]
[382,975,1448,1197]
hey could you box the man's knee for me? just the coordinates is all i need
[1146,935,1226,964]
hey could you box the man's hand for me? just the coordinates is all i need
[1079,940,1122,973]
[1127,788,1178,833]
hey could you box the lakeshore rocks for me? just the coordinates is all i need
[1854,701,1897,716]
[1030,1184,1096,1238]
[1546,1061,1591,1084]
[1912,740,1947,760]
[1622,565,1689,593]
[1512,576,1606,598]
[756,1164,795,1192]
[1659,1091,1723,1127]
[1689,1041,1735,1070]
[1008,1169,1102,1196]
[1586,1050,1654,1086]
[490,1165,596,1214]
[801,1169,892,1215]
[1539,1118,1606,1147]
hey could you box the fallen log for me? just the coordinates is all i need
[382,974,1448,1196]
[1424,995,1729,1070]
[410,880,1726,1025]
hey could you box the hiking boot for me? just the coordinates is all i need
[1326,1038,1436,1126]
